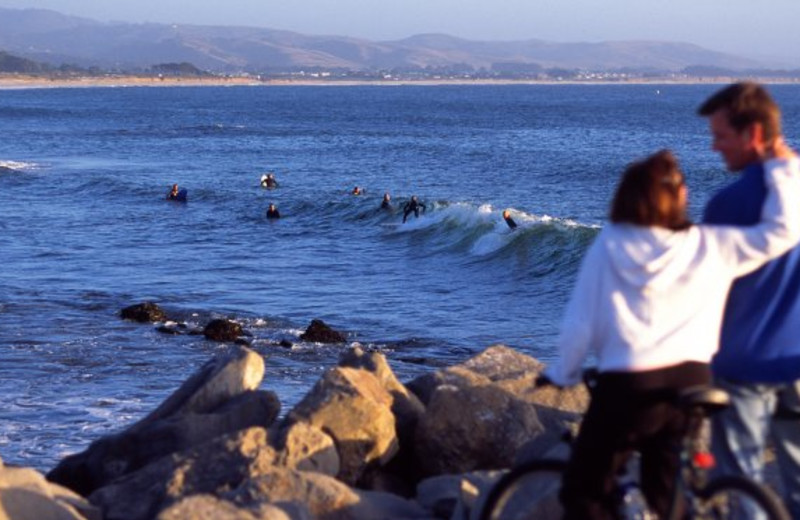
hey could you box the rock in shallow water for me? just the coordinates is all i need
[299,319,346,343]
[203,318,244,342]
[120,302,166,323]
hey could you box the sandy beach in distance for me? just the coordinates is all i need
[3,73,799,89]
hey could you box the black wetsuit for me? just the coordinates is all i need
[504,215,518,230]
[167,188,186,201]
[402,199,426,223]
[266,208,281,219]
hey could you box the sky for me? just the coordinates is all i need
[1,0,799,64]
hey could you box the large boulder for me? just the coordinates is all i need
[284,366,398,486]
[408,344,589,441]
[416,471,499,520]
[299,319,347,343]
[0,465,101,520]
[203,319,244,342]
[270,421,340,477]
[157,494,306,520]
[228,466,430,520]
[413,368,544,476]
[120,302,166,323]
[338,346,426,491]
[337,346,425,443]
[48,346,271,496]
[407,344,545,405]
[89,427,279,520]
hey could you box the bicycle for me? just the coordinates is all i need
[477,372,790,520]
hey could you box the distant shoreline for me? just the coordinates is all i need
[2,74,800,89]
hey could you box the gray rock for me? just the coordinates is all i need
[414,375,544,476]
[407,344,588,462]
[416,471,503,520]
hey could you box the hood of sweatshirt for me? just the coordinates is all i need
[602,224,698,292]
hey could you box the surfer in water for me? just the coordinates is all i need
[402,195,426,223]
[381,192,392,210]
[166,183,185,201]
[261,173,278,189]
[503,209,518,230]
[266,203,281,219]
[352,186,364,195]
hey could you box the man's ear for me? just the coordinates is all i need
[746,122,767,156]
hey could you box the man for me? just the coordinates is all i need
[503,209,518,230]
[402,195,426,223]
[700,81,800,517]
[166,183,186,201]
[261,173,278,189]
[266,203,280,219]
[381,192,392,210]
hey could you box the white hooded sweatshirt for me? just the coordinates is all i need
[547,158,800,387]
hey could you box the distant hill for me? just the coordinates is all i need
[0,50,48,73]
[0,7,766,74]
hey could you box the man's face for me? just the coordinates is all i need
[708,110,759,172]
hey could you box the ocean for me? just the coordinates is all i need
[2,83,800,471]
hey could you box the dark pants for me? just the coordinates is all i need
[560,362,711,520]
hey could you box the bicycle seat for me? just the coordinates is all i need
[677,386,730,413]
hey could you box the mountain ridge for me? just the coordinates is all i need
[0,7,767,73]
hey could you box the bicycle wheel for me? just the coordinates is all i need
[690,475,790,520]
[478,458,566,520]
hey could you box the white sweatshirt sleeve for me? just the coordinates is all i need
[545,237,603,387]
[708,157,800,277]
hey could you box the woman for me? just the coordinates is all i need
[545,148,800,519]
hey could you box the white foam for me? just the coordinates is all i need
[0,160,38,171]
[470,227,515,256]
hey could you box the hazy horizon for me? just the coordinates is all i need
[1,0,799,65]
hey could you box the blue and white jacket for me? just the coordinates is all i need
[704,162,800,383]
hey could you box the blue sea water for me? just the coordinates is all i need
[2,83,800,471]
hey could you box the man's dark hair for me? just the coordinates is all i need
[697,82,782,145]
[610,149,691,231]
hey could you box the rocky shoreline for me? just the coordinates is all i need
[0,303,589,519]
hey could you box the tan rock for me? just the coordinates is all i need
[230,466,430,520]
[0,465,100,520]
[271,421,340,476]
[337,346,426,432]
[286,366,398,485]
[337,346,427,487]
[157,493,306,520]
[90,427,278,520]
